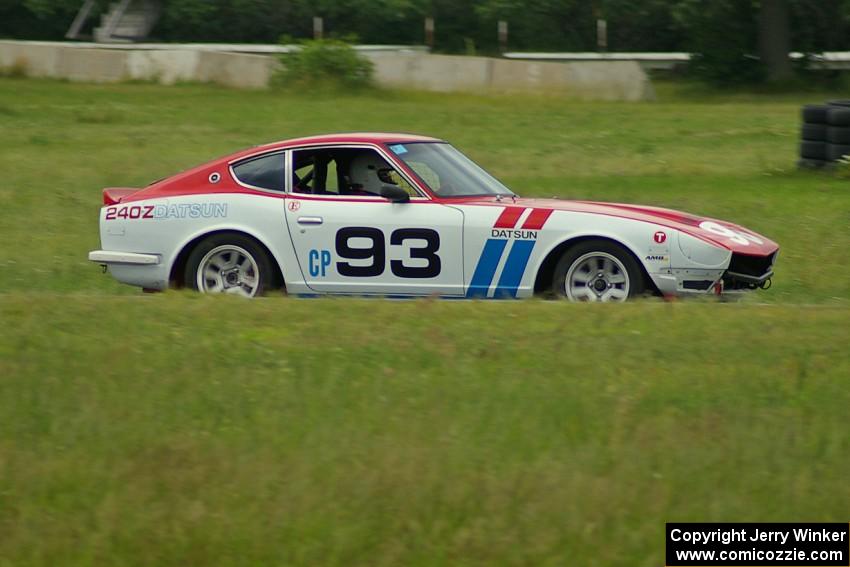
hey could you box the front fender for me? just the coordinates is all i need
[673,231,731,269]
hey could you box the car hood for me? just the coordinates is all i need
[464,197,779,256]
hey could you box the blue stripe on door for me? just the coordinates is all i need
[466,239,508,297]
[494,240,536,298]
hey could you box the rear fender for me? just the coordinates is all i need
[167,224,287,288]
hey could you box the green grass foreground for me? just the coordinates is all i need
[1,78,850,565]
[1,296,849,566]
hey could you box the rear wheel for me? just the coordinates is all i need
[552,240,645,302]
[185,233,274,297]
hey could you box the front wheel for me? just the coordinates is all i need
[552,240,645,302]
[185,233,274,297]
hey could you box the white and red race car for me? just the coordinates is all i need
[89,133,779,301]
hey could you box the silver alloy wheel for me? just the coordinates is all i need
[196,244,260,297]
[564,251,630,302]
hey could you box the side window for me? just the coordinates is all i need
[293,151,340,195]
[291,147,422,197]
[326,160,339,193]
[294,161,315,193]
[381,168,419,198]
[346,149,420,197]
[232,153,285,191]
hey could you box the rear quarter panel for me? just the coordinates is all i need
[99,193,301,290]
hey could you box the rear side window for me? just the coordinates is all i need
[232,152,285,191]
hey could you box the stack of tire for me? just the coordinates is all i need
[800,100,850,168]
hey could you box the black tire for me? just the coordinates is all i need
[827,143,850,162]
[827,107,850,127]
[801,123,827,141]
[552,239,645,302]
[802,104,829,124]
[185,232,275,297]
[800,140,828,160]
[797,158,831,169]
[826,126,850,144]
[827,99,850,108]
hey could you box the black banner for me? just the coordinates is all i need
[666,523,849,566]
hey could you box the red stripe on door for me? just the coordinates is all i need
[493,207,526,228]
[522,208,553,230]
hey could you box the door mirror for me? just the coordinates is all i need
[380,184,410,203]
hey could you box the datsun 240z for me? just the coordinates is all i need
[89,133,779,301]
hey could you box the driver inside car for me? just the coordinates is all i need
[347,152,401,196]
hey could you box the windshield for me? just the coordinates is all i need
[386,142,515,197]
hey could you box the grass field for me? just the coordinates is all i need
[1,78,849,566]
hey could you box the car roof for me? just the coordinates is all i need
[256,132,443,152]
[218,132,444,163]
[142,132,445,192]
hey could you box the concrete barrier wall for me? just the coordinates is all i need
[368,52,654,101]
[0,41,275,87]
[125,50,201,84]
[0,42,60,77]
[0,40,654,100]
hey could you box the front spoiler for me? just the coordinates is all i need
[725,269,773,285]
[651,267,774,297]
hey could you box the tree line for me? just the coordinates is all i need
[3,0,850,83]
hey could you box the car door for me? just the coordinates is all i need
[286,196,465,295]
[284,147,465,296]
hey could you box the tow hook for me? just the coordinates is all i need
[759,278,772,290]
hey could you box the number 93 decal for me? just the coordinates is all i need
[699,221,764,246]
[314,227,441,279]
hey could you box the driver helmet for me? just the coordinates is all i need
[349,152,397,195]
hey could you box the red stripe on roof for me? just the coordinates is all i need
[493,207,526,228]
[522,208,554,230]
